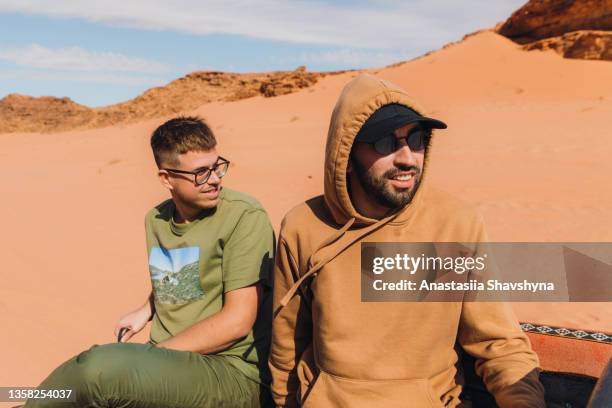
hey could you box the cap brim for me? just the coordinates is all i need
[411,117,447,130]
[356,115,447,143]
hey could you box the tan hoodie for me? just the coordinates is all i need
[269,74,545,408]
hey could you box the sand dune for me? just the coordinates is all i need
[1,30,611,390]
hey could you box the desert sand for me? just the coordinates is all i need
[1,30,611,390]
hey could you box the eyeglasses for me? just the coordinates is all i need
[163,156,230,186]
[367,127,431,156]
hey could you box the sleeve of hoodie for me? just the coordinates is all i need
[458,216,545,408]
[269,232,313,408]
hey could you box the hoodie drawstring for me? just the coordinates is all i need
[279,212,399,308]
[279,217,354,307]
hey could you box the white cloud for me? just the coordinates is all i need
[0,44,171,73]
[0,0,526,49]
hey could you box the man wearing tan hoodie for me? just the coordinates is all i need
[269,74,545,407]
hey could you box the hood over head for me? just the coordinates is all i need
[323,73,441,226]
[279,74,444,308]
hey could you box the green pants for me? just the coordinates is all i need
[24,343,272,408]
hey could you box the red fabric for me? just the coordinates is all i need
[526,332,612,377]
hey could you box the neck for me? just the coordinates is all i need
[173,200,205,224]
[354,200,391,220]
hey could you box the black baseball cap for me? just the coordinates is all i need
[355,103,447,143]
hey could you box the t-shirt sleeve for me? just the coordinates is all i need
[222,208,275,293]
[144,211,155,252]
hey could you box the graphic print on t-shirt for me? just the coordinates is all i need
[149,246,204,305]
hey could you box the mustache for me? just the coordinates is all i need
[383,166,421,179]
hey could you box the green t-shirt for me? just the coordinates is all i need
[144,187,274,384]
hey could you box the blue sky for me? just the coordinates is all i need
[149,247,200,275]
[0,1,525,107]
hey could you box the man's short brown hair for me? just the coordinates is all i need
[151,116,217,168]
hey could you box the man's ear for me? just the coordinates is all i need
[157,169,174,191]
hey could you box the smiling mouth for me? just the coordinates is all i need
[390,172,415,181]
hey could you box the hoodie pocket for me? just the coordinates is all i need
[300,369,444,408]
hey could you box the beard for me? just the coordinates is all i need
[352,160,423,210]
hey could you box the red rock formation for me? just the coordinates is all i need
[0,67,330,134]
[523,30,612,60]
[497,0,612,61]
[498,0,612,44]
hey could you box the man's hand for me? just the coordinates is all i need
[115,294,154,342]
[156,283,264,354]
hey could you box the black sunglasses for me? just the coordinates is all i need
[163,156,230,186]
[367,127,431,156]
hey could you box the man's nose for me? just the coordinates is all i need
[207,171,221,185]
[393,144,418,167]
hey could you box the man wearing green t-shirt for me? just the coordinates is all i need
[25,116,274,408]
